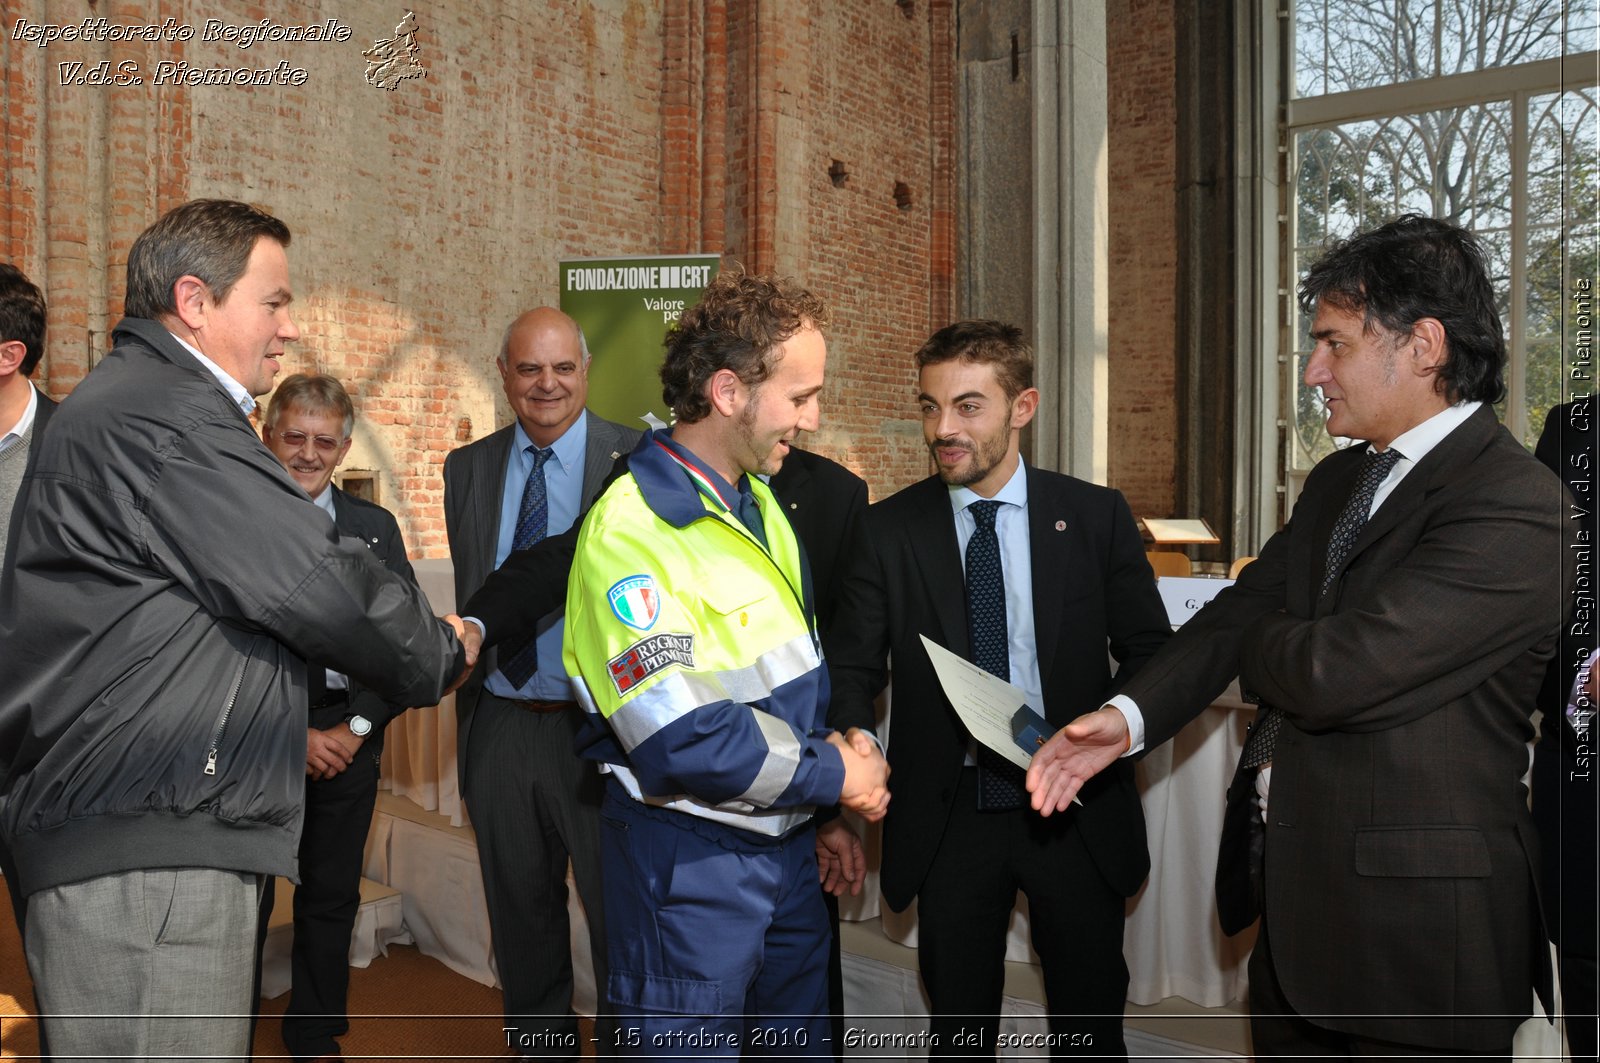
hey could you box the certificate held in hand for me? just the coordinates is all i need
[918,634,1080,804]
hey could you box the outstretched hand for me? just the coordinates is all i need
[1025,706,1129,815]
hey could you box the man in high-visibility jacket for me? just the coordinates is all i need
[563,269,889,1058]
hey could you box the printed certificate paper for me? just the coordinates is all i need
[919,634,1082,805]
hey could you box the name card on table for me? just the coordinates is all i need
[1157,575,1234,628]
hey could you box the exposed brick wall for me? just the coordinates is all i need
[2,1,1178,554]
[5,1,671,558]
[1105,0,1178,518]
[798,0,950,497]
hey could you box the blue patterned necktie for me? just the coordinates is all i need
[498,446,554,689]
[1242,446,1402,767]
[966,500,1026,810]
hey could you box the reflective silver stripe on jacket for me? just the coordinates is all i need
[605,761,815,837]
[596,631,819,751]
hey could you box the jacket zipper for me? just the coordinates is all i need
[204,651,253,776]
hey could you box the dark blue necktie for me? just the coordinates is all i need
[967,499,1026,810]
[498,446,554,689]
[1242,446,1402,767]
[736,481,769,552]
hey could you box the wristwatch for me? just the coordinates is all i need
[346,714,373,738]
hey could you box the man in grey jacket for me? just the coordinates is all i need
[0,199,475,1060]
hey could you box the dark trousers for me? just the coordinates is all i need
[255,746,380,1061]
[1248,920,1513,1063]
[465,694,609,1060]
[917,769,1129,1061]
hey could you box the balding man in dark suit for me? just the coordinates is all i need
[444,308,638,1057]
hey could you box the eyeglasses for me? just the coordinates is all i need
[277,429,346,453]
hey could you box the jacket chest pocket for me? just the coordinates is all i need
[699,579,773,630]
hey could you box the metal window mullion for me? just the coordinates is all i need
[1508,87,1529,443]
[1287,51,1598,128]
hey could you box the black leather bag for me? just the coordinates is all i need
[1215,759,1265,936]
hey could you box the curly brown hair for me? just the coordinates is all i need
[660,267,830,424]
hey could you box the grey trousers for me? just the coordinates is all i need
[25,867,261,1062]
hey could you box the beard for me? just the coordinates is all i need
[928,427,1010,486]
[736,396,786,477]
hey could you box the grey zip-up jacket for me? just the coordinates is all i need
[0,317,463,897]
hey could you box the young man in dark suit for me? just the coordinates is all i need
[443,308,639,1057]
[1030,215,1568,1060]
[257,373,418,1061]
[828,320,1171,1057]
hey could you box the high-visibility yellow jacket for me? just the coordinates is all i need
[563,431,846,836]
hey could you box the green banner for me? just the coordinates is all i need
[560,254,720,430]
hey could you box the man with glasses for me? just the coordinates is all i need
[258,372,417,1062]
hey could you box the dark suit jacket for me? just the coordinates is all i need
[1536,401,1596,723]
[1121,404,1563,1049]
[443,411,640,785]
[828,465,1171,912]
[33,390,57,434]
[315,485,416,746]
[0,389,57,934]
[768,446,868,640]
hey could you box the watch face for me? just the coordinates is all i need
[349,715,373,737]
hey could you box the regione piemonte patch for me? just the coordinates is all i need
[608,633,695,694]
[607,574,660,631]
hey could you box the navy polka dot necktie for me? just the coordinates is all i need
[499,446,554,689]
[966,499,1026,810]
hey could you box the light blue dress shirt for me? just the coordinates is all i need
[483,416,586,701]
[948,458,1043,762]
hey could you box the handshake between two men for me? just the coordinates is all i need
[435,616,887,820]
